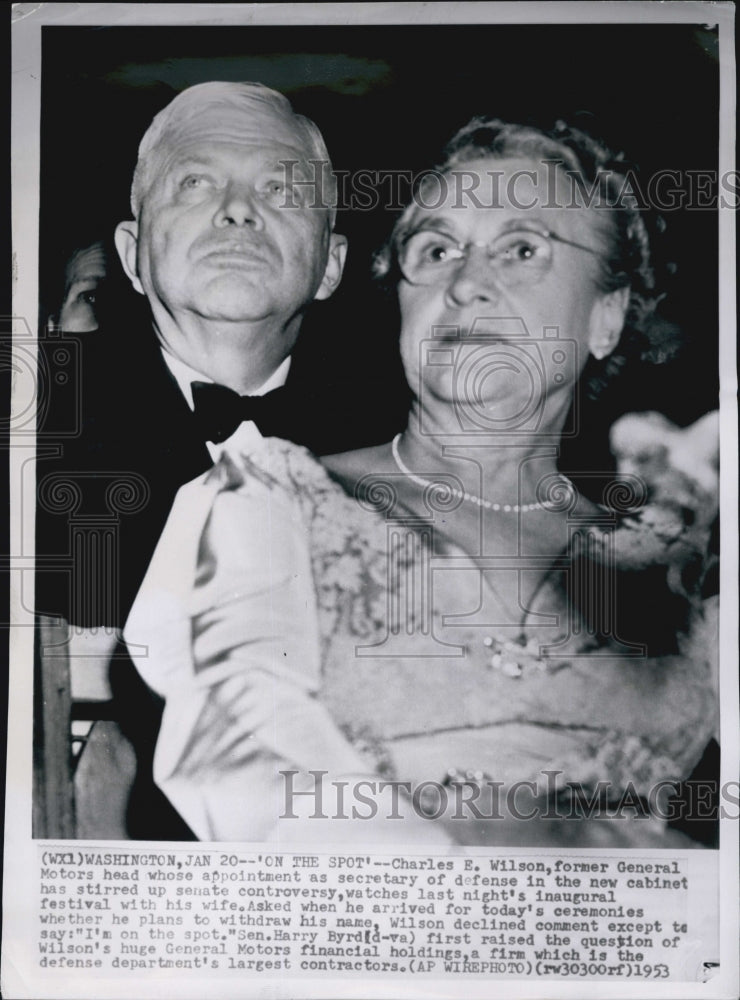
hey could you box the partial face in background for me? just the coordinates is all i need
[58,242,108,332]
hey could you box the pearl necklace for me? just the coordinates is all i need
[391,433,569,514]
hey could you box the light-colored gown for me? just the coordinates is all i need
[124,424,717,845]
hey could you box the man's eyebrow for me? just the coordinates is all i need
[265,156,313,175]
[169,154,218,172]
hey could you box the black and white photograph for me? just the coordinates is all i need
[6,3,738,998]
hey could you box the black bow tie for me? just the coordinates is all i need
[191,374,412,454]
[191,381,284,444]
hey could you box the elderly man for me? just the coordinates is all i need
[35,81,406,839]
[38,81,409,627]
[115,81,346,439]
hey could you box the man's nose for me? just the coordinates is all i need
[214,184,263,228]
[444,248,502,307]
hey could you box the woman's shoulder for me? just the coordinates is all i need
[271,439,392,503]
[270,438,389,536]
[269,436,390,567]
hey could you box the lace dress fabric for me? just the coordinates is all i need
[125,433,717,842]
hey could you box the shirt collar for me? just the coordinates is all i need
[162,348,291,410]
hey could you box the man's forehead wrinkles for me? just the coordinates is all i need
[160,141,314,174]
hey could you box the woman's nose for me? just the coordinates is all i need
[444,248,502,307]
[214,184,263,228]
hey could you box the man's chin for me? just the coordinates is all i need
[197,305,274,324]
[192,284,276,324]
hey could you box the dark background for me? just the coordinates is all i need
[39,22,720,425]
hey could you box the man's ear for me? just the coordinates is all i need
[313,232,348,302]
[114,220,144,296]
[588,285,630,360]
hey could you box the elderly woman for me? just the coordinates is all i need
[125,118,718,846]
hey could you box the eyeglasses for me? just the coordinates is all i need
[398,227,603,288]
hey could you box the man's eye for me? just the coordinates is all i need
[180,174,210,191]
[262,179,287,197]
[78,291,96,305]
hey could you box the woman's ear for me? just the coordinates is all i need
[588,285,630,360]
[114,220,144,295]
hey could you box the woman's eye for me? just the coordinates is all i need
[420,240,456,264]
[428,244,450,263]
[78,291,96,305]
[497,233,548,265]
[509,240,538,261]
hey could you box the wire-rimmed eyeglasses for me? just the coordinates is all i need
[398,227,603,288]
